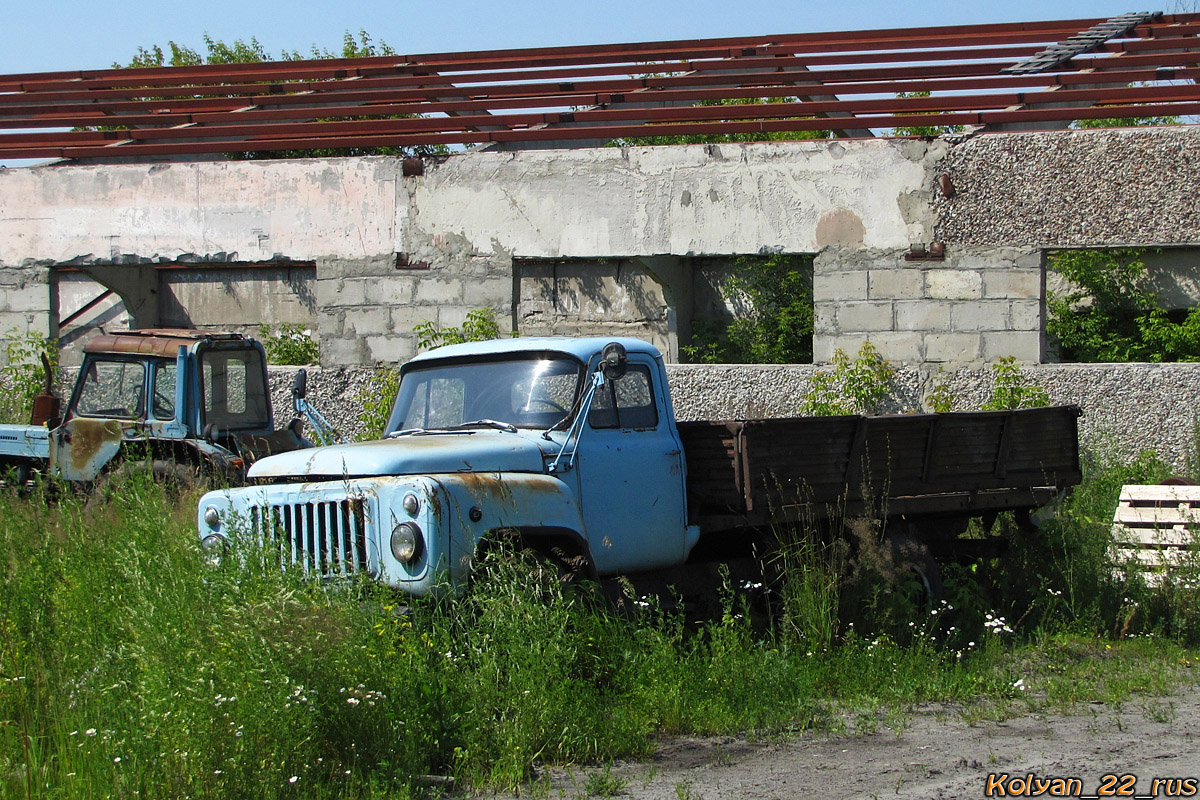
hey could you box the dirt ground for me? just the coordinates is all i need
[495,681,1200,799]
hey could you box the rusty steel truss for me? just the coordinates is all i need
[1,11,1198,162]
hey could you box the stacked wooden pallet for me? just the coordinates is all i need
[1111,484,1200,585]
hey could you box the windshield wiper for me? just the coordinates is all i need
[438,419,518,433]
[386,419,517,438]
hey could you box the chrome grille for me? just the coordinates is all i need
[252,498,368,577]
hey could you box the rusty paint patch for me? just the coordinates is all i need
[815,207,866,248]
[66,418,124,472]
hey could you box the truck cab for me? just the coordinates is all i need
[198,337,698,591]
[0,328,307,485]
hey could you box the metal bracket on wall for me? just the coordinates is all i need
[905,242,946,262]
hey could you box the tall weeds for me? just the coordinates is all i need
[0,459,1195,798]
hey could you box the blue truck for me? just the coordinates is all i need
[196,337,1083,594]
[0,329,313,486]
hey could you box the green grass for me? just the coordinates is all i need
[2,452,1200,799]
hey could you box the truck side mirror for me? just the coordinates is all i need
[600,342,627,382]
[293,369,308,400]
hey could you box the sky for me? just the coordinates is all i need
[4,0,1194,76]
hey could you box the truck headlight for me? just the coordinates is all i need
[390,522,422,564]
[200,534,227,567]
[203,506,221,529]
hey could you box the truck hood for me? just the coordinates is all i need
[247,429,552,478]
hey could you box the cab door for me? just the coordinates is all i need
[573,355,689,575]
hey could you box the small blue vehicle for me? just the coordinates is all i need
[197,337,1083,595]
[0,329,315,487]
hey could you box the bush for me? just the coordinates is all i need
[257,323,318,366]
[800,342,895,415]
[0,330,58,425]
[1047,248,1200,362]
[684,255,813,364]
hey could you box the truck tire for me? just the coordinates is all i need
[887,532,943,607]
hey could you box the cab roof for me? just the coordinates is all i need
[84,328,250,358]
[404,336,661,368]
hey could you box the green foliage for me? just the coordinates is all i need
[413,307,506,352]
[1047,248,1200,362]
[800,342,895,416]
[355,368,400,442]
[0,330,58,425]
[611,97,829,146]
[891,91,965,137]
[2,471,1200,797]
[683,254,813,364]
[256,323,318,366]
[115,32,445,159]
[983,357,1049,411]
[924,369,955,413]
[1070,85,1180,129]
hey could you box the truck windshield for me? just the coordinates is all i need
[200,348,270,431]
[387,355,584,433]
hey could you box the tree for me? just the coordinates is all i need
[891,91,964,138]
[611,96,829,146]
[684,254,814,364]
[1046,248,1200,362]
[115,32,445,158]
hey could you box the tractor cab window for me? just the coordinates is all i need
[200,348,269,431]
[75,359,146,419]
[151,360,177,421]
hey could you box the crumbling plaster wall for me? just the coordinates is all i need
[0,138,935,364]
[1,126,1198,370]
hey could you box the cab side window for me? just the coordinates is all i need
[152,361,177,420]
[588,364,658,430]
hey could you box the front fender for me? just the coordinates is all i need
[428,472,587,589]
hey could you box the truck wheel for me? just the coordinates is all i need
[887,533,943,608]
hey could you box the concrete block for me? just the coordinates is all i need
[925,333,982,363]
[925,270,982,300]
[950,302,1010,332]
[821,334,870,363]
[316,277,368,308]
[345,307,393,337]
[837,301,895,333]
[0,311,47,338]
[462,276,513,308]
[372,278,416,306]
[895,301,950,332]
[333,255,401,278]
[982,269,1041,300]
[414,278,464,305]
[2,283,48,313]
[390,304,438,334]
[1009,299,1042,332]
[868,269,923,300]
[981,331,1041,362]
[318,336,366,367]
[365,335,416,365]
[436,306,474,329]
[867,331,922,362]
[814,270,868,302]
[813,306,838,335]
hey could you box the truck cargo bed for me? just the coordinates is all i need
[679,406,1082,530]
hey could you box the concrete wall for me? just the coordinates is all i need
[1,127,1198,368]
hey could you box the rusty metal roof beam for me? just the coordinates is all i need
[4,99,1196,161]
[4,84,1196,156]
